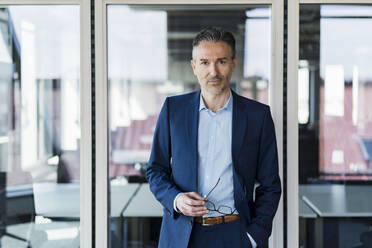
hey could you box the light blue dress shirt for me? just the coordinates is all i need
[197,91,235,218]
[174,90,256,247]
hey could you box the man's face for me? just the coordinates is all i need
[191,41,237,95]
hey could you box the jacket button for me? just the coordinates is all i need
[189,220,193,226]
[167,209,171,215]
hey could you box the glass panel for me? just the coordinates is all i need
[298,5,372,248]
[107,5,271,248]
[0,6,80,247]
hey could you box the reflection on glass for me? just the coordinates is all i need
[107,5,271,248]
[0,6,80,247]
[299,5,372,248]
[299,60,310,124]
[299,5,372,181]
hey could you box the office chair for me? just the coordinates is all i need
[0,172,32,248]
[360,231,372,248]
[352,231,372,248]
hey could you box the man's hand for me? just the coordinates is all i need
[176,192,209,216]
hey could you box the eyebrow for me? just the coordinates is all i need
[199,57,229,62]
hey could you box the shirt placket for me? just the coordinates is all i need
[206,111,217,189]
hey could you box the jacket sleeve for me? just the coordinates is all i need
[246,106,282,248]
[146,97,181,218]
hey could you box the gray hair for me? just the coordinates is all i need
[192,26,236,60]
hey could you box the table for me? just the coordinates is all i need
[33,182,80,218]
[117,183,162,248]
[33,182,141,218]
[122,184,163,217]
[299,197,317,218]
[299,185,372,248]
[299,185,372,217]
[111,183,141,217]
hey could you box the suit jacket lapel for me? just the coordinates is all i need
[231,90,247,172]
[186,90,200,192]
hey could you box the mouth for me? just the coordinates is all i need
[208,79,222,84]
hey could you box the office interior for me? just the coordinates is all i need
[0,1,371,248]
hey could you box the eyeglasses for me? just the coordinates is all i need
[203,178,237,215]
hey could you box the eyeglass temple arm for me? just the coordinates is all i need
[204,177,221,199]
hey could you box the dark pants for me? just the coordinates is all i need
[188,219,252,248]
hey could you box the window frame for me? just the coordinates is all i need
[287,0,372,248]
[0,1,92,247]
[95,0,283,247]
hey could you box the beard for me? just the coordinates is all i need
[204,76,229,95]
[205,82,227,95]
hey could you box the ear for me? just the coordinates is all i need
[232,57,238,72]
[190,59,197,75]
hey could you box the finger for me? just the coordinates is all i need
[185,198,206,206]
[183,208,209,217]
[188,205,208,212]
[187,192,206,201]
[192,210,210,217]
[182,204,208,214]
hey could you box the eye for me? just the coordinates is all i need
[200,61,208,65]
[219,60,227,64]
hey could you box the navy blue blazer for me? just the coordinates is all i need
[146,90,281,248]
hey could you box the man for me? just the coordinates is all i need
[146,27,281,248]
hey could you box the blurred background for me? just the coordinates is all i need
[0,2,372,248]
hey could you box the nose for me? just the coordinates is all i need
[209,63,218,77]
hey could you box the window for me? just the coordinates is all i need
[106,5,272,247]
[298,5,372,248]
[0,6,81,247]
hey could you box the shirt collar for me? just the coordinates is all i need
[199,90,233,112]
